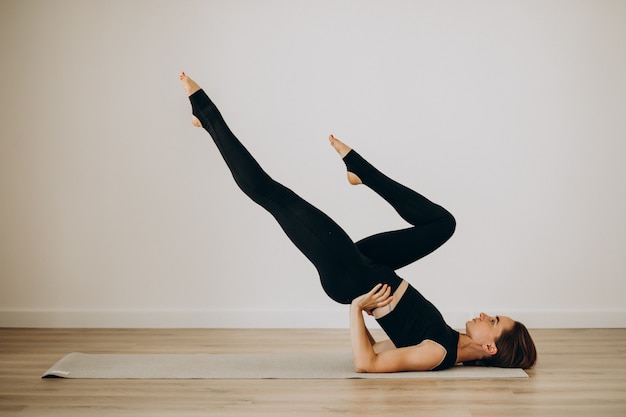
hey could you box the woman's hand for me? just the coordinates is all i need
[350,283,394,372]
[353,283,393,315]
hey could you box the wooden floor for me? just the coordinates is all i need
[0,328,625,417]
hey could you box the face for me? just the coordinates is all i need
[465,312,515,351]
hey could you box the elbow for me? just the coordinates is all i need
[353,358,376,373]
[354,366,369,374]
[354,364,368,373]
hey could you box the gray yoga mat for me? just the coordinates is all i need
[42,352,528,379]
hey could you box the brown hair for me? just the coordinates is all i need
[483,321,537,369]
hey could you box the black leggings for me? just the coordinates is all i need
[189,90,456,304]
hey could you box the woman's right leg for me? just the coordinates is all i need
[181,74,402,303]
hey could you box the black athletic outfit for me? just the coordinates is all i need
[189,89,459,370]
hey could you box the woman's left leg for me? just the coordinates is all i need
[330,136,456,270]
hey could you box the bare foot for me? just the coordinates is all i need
[179,72,202,127]
[179,72,201,96]
[328,134,351,158]
[328,134,362,185]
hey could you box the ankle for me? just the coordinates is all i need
[347,172,362,185]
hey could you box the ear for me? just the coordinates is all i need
[482,343,498,356]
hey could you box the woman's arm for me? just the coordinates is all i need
[373,338,396,354]
[365,327,376,346]
[350,284,446,373]
[350,284,393,372]
[351,299,380,371]
[364,323,395,353]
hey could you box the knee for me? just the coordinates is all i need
[441,212,456,240]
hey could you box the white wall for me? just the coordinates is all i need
[1,0,624,329]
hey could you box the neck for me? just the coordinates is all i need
[455,333,487,364]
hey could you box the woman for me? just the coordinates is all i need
[179,72,537,372]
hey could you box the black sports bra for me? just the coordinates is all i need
[376,284,459,370]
